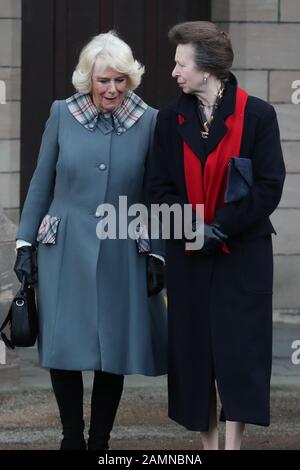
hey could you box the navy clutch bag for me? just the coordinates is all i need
[224,157,253,204]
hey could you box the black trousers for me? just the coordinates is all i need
[50,369,124,450]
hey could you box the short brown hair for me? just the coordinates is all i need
[168,21,234,81]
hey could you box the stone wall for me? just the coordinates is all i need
[0,0,21,389]
[0,206,19,389]
[0,0,21,225]
[212,0,300,316]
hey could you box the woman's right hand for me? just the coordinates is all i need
[14,246,38,286]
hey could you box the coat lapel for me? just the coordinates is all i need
[205,76,237,156]
[176,93,207,166]
[176,74,238,162]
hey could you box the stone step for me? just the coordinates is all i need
[0,386,299,450]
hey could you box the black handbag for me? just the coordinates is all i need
[0,276,38,349]
[224,157,253,204]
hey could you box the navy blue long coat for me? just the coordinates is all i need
[147,74,286,430]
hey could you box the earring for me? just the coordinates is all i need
[203,75,208,84]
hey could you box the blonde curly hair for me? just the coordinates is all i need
[72,30,145,93]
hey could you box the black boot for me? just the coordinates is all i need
[50,369,86,450]
[60,436,86,450]
[87,371,124,450]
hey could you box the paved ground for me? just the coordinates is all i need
[0,322,299,450]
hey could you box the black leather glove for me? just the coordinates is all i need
[14,246,37,286]
[192,221,228,255]
[147,256,165,296]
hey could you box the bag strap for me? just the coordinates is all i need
[0,305,15,349]
[20,275,27,294]
[0,305,11,332]
[0,276,29,350]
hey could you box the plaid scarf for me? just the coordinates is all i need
[66,90,148,135]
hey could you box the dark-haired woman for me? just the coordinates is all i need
[148,21,285,450]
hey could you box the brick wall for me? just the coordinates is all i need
[212,0,300,315]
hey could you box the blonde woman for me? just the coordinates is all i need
[14,31,167,450]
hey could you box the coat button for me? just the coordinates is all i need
[99,163,106,171]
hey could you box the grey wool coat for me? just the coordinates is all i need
[17,97,168,375]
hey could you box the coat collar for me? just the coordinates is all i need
[66,90,148,135]
[176,73,238,163]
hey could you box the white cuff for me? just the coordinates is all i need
[148,253,165,265]
[16,240,32,249]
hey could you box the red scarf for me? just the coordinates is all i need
[179,87,248,252]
